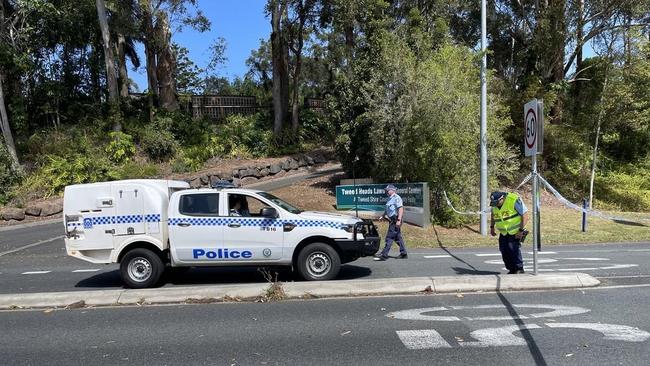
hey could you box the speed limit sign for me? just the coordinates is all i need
[524,99,543,156]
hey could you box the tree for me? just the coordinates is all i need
[0,1,19,167]
[154,12,178,111]
[269,0,290,135]
[173,44,203,94]
[95,0,122,131]
[287,0,317,132]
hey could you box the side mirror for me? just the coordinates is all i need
[260,207,278,218]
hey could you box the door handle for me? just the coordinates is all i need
[228,223,241,228]
[178,222,191,227]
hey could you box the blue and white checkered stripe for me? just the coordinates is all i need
[73,214,157,227]
[145,214,161,223]
[168,217,347,229]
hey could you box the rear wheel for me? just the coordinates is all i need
[297,243,341,281]
[120,248,164,289]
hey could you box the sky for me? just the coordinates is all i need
[131,0,270,91]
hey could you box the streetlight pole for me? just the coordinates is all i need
[480,0,489,236]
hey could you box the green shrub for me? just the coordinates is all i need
[165,112,212,145]
[140,125,178,161]
[217,114,273,157]
[105,131,136,164]
[299,109,334,144]
[113,161,160,179]
[0,144,22,205]
[41,154,117,196]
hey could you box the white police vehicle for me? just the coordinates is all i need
[63,179,380,288]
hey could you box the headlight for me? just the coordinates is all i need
[342,224,354,233]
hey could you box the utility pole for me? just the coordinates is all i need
[480,0,488,236]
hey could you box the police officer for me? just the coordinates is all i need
[490,191,529,274]
[374,184,408,261]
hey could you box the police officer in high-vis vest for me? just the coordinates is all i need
[490,191,529,274]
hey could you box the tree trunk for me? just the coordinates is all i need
[576,0,584,72]
[0,76,19,167]
[117,34,130,98]
[140,0,158,121]
[95,0,121,131]
[155,12,179,112]
[271,0,289,135]
[290,1,308,133]
[588,67,610,209]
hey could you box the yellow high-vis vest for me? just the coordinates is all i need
[492,193,523,235]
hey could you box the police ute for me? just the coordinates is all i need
[63,179,380,288]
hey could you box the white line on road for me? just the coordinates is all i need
[0,236,64,257]
[526,251,557,255]
[21,271,51,275]
[423,255,452,259]
[72,269,101,273]
[475,254,501,257]
[397,329,452,349]
[583,283,650,290]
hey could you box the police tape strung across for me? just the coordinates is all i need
[193,248,253,259]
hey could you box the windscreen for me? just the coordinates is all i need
[257,192,302,214]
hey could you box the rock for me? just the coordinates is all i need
[25,205,42,217]
[200,175,210,185]
[189,178,202,188]
[231,178,241,187]
[253,168,263,178]
[232,169,241,178]
[260,168,270,177]
[1,207,25,221]
[313,154,327,164]
[281,159,291,171]
[274,170,287,178]
[40,200,63,217]
[209,175,224,187]
[269,163,282,174]
[240,176,258,185]
[306,156,315,165]
[289,158,299,170]
[297,156,308,167]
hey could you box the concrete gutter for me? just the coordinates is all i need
[0,273,599,310]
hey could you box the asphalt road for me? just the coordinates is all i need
[1,233,649,293]
[2,284,649,365]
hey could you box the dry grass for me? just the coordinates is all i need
[270,173,650,248]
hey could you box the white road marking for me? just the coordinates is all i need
[396,329,452,349]
[546,323,650,342]
[423,255,451,259]
[563,257,610,261]
[460,325,542,348]
[21,271,51,275]
[389,304,590,322]
[583,283,650,290]
[0,235,64,257]
[526,251,557,255]
[72,269,101,273]
[475,253,502,257]
[396,323,650,349]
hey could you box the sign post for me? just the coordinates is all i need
[524,99,543,275]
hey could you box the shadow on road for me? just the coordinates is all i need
[433,225,498,275]
[75,264,372,289]
[451,267,500,275]
[496,276,548,366]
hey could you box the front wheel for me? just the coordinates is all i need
[297,243,341,281]
[120,248,164,289]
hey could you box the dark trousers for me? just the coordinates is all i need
[499,234,523,271]
[380,219,407,256]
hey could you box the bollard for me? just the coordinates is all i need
[581,198,588,232]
